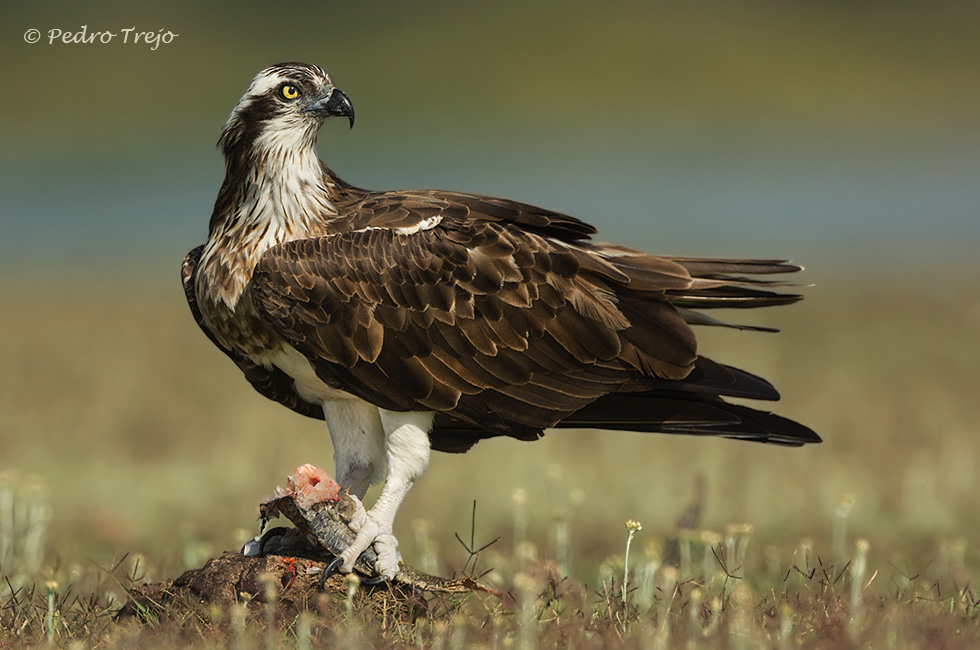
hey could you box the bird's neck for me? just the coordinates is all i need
[200,144,341,309]
[212,142,338,235]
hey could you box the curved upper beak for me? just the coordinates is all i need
[303,88,355,128]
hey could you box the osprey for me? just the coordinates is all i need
[182,63,819,580]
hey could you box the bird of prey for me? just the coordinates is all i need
[182,62,819,580]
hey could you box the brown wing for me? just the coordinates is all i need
[246,193,704,437]
[181,245,324,420]
[245,191,809,444]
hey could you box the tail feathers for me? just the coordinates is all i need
[651,257,805,332]
[645,356,781,401]
[669,286,803,310]
[430,386,819,453]
[556,391,820,446]
[668,257,802,276]
[675,308,780,332]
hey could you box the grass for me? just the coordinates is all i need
[1,271,979,647]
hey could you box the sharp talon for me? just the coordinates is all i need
[319,556,345,589]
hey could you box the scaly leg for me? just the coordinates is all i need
[337,410,433,579]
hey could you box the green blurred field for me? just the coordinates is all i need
[2,271,979,646]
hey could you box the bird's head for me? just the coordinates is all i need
[218,62,355,162]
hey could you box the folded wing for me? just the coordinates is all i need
[238,190,817,449]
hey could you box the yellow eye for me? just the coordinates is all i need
[280,84,299,100]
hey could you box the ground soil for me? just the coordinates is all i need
[118,551,430,624]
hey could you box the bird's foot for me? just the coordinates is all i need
[344,493,369,532]
[337,494,401,580]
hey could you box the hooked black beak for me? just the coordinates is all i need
[303,88,355,128]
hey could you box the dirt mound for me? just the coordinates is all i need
[118,552,429,623]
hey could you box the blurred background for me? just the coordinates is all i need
[2,0,978,581]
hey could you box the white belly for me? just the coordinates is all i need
[260,344,358,404]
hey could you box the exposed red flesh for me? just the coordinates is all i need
[280,464,341,509]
